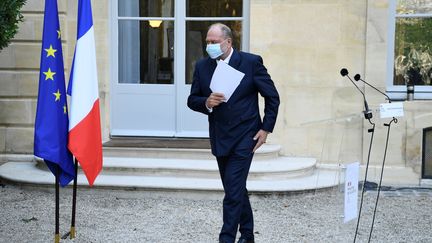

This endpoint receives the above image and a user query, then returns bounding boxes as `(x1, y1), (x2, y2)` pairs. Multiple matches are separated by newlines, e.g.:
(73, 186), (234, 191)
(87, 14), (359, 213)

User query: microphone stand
(368, 117), (397, 242)
(340, 68), (375, 243)
(354, 74), (398, 243)
(353, 119), (375, 243)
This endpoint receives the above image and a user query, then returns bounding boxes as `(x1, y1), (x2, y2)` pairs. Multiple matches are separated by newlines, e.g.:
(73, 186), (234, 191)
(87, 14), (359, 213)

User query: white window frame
(110, 0), (250, 86)
(386, 0), (432, 100)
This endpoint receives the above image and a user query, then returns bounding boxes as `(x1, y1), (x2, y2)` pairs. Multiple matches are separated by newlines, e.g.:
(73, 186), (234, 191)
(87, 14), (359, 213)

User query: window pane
(118, 0), (174, 17)
(394, 18), (432, 86)
(397, 0), (432, 14)
(118, 20), (174, 84)
(186, 0), (242, 17)
(185, 21), (242, 84)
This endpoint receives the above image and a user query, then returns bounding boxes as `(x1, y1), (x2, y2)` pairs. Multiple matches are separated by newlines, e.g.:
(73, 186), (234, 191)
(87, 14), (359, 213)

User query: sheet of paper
(380, 102), (404, 118)
(344, 162), (360, 223)
(210, 61), (245, 102)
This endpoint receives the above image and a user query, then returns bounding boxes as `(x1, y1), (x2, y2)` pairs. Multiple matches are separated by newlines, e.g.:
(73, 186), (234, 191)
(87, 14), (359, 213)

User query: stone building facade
(1, 0), (431, 185)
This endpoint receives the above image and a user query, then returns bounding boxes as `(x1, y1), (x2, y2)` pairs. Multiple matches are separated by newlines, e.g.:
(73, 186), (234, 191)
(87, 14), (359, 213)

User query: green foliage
(394, 18), (432, 85)
(396, 18), (432, 52)
(0, 0), (26, 51)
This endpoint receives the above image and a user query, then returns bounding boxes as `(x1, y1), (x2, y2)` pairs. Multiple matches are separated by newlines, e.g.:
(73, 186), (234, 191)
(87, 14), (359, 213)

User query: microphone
(340, 68), (373, 119)
(354, 74), (392, 103)
(340, 68), (349, 77)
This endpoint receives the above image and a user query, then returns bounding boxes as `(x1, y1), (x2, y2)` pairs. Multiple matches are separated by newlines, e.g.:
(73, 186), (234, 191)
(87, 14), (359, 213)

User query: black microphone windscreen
(354, 74), (361, 81)
(340, 68), (348, 77)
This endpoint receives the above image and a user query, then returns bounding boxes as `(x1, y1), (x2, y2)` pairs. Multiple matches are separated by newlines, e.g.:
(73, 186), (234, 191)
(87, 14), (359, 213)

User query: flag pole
(55, 163), (60, 243)
(70, 158), (78, 239)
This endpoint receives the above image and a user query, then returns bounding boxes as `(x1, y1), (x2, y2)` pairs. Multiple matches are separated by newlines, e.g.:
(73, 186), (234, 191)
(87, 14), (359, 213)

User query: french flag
(68, 0), (102, 186)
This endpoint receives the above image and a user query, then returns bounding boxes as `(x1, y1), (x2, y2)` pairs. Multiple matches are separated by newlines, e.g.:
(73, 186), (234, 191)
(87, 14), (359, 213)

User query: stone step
(103, 137), (212, 149)
(0, 162), (340, 192)
(103, 144), (282, 161)
(68, 156), (316, 179)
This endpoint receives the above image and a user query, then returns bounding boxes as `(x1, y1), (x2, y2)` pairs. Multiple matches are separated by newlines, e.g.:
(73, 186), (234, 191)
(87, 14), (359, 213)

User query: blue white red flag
(67, 0), (103, 186)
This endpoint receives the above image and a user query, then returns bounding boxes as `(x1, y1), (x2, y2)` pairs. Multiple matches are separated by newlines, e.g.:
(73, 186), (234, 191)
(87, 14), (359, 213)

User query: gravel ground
(1, 180), (431, 243)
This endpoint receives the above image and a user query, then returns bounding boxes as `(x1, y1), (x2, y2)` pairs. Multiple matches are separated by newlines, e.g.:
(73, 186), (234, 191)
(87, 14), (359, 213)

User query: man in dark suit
(187, 23), (280, 243)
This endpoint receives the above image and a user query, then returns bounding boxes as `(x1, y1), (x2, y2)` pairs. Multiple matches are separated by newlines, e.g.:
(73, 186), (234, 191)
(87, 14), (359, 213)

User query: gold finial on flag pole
(70, 226), (76, 239)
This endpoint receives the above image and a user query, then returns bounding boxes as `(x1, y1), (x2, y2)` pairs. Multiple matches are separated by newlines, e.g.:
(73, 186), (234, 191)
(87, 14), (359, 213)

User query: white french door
(110, 0), (249, 137)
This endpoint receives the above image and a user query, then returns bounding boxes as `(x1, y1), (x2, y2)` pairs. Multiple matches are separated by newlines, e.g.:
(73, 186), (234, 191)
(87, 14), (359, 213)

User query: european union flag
(34, 0), (75, 186)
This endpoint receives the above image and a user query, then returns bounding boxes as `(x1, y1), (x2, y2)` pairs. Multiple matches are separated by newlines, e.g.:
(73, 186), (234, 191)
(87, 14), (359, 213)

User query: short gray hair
(209, 23), (233, 40)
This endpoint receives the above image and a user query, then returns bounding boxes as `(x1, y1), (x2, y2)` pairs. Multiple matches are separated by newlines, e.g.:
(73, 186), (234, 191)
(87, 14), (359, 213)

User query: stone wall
(250, 0), (366, 162)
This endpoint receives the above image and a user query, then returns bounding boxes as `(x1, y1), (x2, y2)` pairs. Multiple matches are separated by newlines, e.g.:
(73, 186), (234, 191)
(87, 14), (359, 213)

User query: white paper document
(379, 102), (404, 118)
(344, 162), (359, 223)
(210, 61), (245, 102)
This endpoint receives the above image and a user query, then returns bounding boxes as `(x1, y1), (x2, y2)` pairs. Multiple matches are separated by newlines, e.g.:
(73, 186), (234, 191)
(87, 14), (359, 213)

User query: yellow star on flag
(53, 89), (61, 101)
(63, 104), (67, 114)
(45, 45), (57, 58)
(43, 68), (56, 81)
(57, 30), (61, 39)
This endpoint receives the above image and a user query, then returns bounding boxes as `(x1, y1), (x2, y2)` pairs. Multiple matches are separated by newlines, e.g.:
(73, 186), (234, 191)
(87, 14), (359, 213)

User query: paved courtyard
(1, 179), (431, 243)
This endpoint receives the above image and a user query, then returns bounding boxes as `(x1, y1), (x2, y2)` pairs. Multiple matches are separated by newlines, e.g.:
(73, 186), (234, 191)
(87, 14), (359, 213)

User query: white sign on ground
(344, 162), (360, 223)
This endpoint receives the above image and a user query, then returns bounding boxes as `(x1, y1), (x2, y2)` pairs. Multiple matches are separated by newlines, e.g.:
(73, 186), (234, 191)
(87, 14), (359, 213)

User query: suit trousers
(216, 138), (255, 243)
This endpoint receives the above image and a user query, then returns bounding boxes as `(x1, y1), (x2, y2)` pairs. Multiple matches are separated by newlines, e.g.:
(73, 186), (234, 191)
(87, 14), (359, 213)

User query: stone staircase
(0, 138), (340, 192)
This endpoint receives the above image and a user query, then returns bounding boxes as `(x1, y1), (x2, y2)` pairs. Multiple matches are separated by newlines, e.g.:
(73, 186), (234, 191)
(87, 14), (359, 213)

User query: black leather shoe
(237, 239), (254, 243)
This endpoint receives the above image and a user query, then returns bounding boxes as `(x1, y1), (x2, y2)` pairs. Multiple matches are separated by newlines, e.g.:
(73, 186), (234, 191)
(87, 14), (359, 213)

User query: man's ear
(228, 38), (233, 45)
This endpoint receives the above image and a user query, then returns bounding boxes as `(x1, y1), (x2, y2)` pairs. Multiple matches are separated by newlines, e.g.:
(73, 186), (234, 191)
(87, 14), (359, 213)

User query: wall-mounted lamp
(149, 20), (163, 28)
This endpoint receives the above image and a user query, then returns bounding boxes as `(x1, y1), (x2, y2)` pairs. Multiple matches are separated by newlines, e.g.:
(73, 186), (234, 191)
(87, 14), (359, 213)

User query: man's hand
(253, 129), (269, 152)
(206, 93), (225, 108)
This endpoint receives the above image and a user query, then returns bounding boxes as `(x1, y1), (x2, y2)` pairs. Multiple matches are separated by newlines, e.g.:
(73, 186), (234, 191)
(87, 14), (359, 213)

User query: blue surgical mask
(206, 42), (225, 59)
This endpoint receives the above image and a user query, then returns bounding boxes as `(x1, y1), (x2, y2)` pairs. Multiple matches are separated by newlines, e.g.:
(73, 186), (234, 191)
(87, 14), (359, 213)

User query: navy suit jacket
(187, 49), (280, 157)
